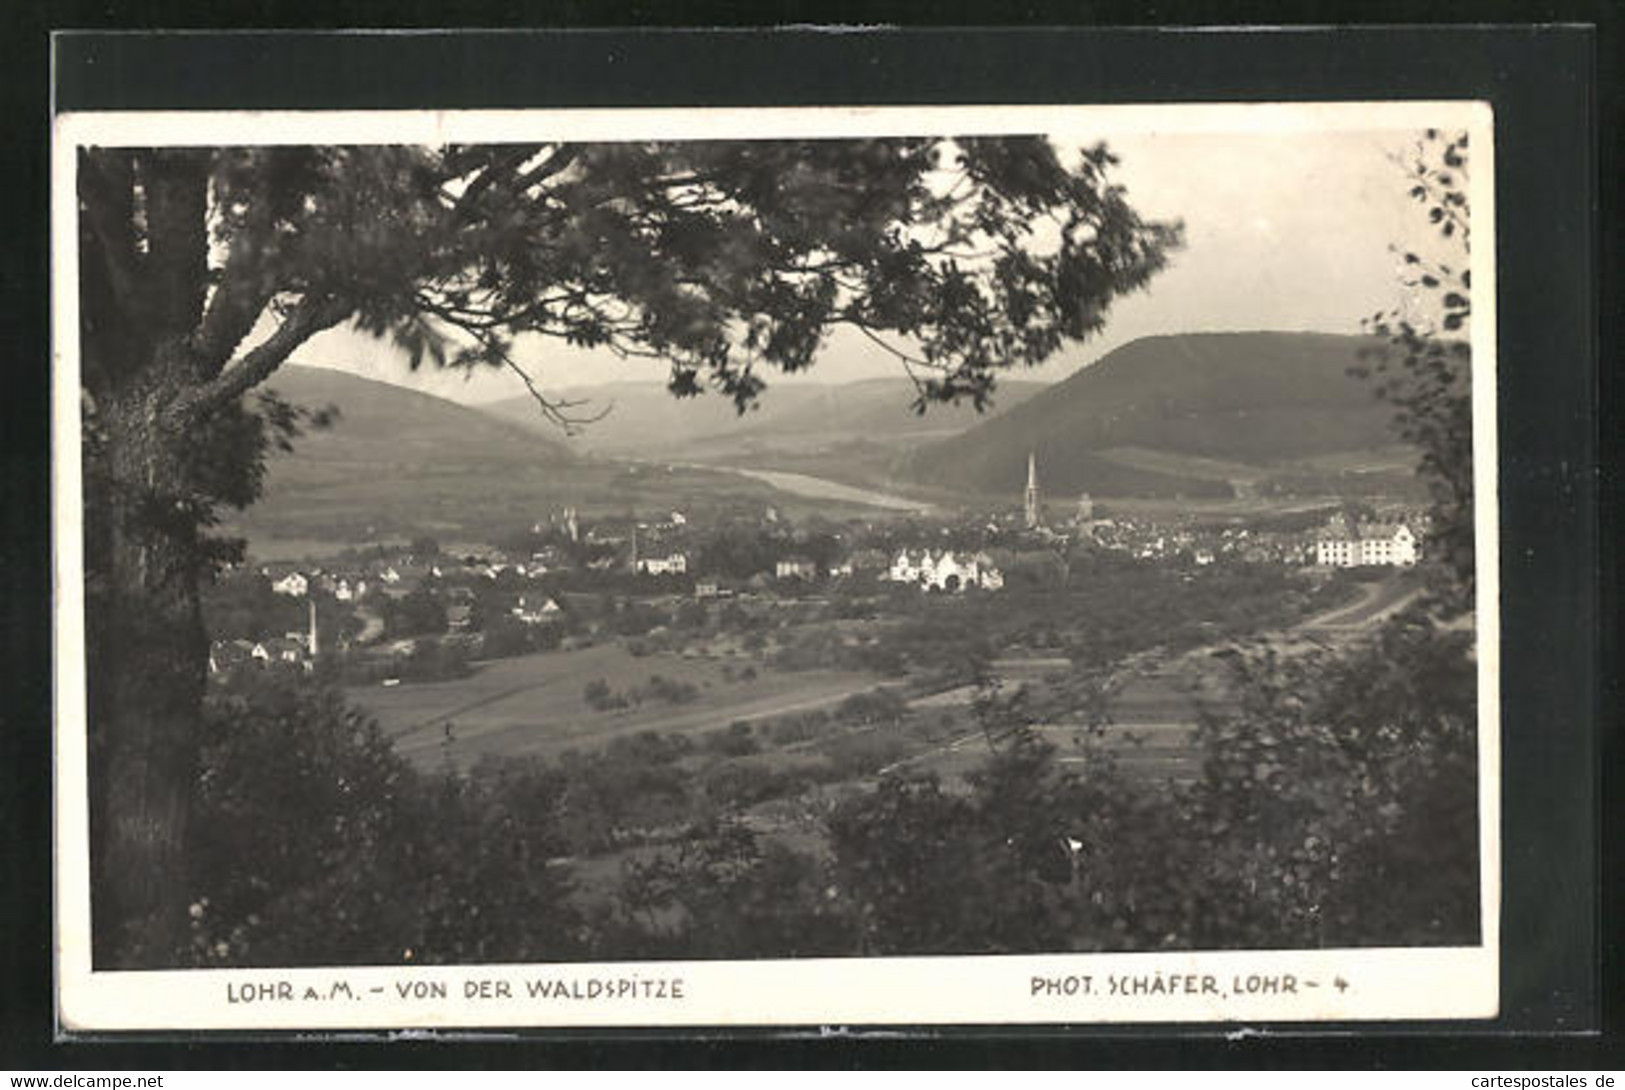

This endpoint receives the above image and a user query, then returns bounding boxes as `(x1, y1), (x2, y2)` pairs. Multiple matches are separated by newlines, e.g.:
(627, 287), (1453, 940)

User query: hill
(481, 377), (1047, 457)
(225, 366), (903, 555)
(900, 332), (1414, 498)
(259, 365), (574, 481)
(227, 365), (577, 551)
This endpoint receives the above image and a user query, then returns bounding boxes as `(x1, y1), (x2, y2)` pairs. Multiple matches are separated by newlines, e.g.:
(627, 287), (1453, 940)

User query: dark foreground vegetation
(184, 585), (1477, 968)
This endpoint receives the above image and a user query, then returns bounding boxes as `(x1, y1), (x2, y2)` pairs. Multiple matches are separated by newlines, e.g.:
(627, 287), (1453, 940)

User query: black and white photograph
(52, 101), (1498, 1029)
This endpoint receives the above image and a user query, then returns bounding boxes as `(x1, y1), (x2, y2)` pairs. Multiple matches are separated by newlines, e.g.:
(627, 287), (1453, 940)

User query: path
(387, 669), (895, 763)
(1298, 574), (1422, 632)
(352, 605), (385, 645)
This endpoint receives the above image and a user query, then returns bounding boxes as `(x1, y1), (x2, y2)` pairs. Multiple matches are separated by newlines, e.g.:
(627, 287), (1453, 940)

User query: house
(512, 596), (563, 625)
(636, 552), (688, 576)
(270, 572), (308, 597)
(208, 638), (257, 674)
(887, 548), (1004, 592)
(253, 636), (307, 666)
(334, 577), (367, 602)
(1314, 517), (1418, 568)
(776, 556), (818, 580)
(694, 580), (721, 599)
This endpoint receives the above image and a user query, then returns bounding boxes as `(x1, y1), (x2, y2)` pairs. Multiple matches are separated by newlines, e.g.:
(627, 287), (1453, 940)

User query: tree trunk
(86, 356), (209, 969)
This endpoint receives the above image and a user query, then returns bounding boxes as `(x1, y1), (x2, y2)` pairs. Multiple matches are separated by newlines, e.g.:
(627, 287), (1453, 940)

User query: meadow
(347, 641), (884, 769)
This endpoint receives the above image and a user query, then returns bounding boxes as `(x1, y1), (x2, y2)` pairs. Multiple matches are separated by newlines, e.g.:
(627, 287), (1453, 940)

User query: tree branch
(168, 295), (351, 424)
(192, 277), (277, 376)
(491, 344), (613, 436)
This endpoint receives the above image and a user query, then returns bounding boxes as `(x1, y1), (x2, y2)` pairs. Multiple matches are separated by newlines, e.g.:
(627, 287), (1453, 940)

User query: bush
(606, 821), (853, 960)
(583, 678), (627, 712)
(835, 688), (908, 726)
(187, 672), (581, 967)
(640, 674), (699, 706)
(397, 639), (471, 682)
(480, 615), (532, 659)
(701, 721), (759, 758)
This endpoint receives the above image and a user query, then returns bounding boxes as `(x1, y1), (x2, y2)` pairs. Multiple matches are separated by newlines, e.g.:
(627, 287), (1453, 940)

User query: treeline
(182, 604), (1476, 967)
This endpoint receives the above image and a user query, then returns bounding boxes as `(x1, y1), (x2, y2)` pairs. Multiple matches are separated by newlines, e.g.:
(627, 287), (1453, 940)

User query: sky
(285, 127), (1436, 405)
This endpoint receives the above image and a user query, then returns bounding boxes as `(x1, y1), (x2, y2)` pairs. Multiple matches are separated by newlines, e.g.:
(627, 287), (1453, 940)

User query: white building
(270, 572), (308, 597)
(776, 557), (818, 580)
(512, 596), (563, 625)
(636, 552), (688, 576)
(887, 548), (1005, 592)
(334, 577), (367, 602)
(1315, 519), (1418, 568)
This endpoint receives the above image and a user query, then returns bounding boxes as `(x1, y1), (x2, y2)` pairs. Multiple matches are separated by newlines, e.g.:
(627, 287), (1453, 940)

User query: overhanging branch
(167, 294), (351, 424)
(494, 350), (613, 436)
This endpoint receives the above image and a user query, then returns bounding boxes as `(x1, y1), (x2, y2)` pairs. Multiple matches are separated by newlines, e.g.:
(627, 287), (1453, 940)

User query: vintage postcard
(53, 100), (1498, 1030)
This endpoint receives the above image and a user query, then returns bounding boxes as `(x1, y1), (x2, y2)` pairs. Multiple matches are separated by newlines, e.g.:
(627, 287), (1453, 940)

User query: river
(697, 465), (937, 513)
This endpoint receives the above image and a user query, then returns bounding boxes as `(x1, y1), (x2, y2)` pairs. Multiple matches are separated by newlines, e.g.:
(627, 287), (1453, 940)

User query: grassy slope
(258, 365), (574, 484)
(233, 366), (883, 547)
(349, 642), (879, 769)
(900, 332), (1408, 497)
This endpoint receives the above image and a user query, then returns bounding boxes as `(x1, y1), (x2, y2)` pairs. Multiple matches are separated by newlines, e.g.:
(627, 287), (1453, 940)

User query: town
(206, 451), (1427, 718)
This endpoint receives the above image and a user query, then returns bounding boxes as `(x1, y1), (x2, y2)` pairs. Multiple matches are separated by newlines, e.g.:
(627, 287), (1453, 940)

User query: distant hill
(900, 332), (1412, 498)
(730, 377), (1048, 443)
(229, 366), (899, 553)
(258, 365), (573, 485)
(481, 377), (1048, 457)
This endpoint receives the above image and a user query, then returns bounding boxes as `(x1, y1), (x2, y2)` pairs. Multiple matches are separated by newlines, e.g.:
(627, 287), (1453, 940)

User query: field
(347, 642), (884, 768)
(891, 655), (1222, 787)
(888, 569), (1419, 789)
(227, 458), (888, 560)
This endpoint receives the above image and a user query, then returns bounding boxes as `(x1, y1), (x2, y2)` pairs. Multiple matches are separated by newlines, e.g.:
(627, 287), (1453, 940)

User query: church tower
(307, 597), (319, 659)
(1024, 451), (1041, 529)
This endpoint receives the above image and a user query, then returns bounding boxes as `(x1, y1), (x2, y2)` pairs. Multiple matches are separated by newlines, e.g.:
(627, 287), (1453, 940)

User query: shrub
(701, 721), (759, 758)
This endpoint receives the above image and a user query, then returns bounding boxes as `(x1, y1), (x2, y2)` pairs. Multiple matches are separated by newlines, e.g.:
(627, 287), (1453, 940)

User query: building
(636, 552), (688, 576)
(208, 638), (257, 674)
(333, 577), (367, 602)
(1024, 451), (1042, 529)
(252, 636), (307, 667)
(270, 571), (308, 597)
(512, 595), (563, 625)
(887, 548), (1005, 592)
(776, 556), (818, 580)
(1314, 517), (1419, 567)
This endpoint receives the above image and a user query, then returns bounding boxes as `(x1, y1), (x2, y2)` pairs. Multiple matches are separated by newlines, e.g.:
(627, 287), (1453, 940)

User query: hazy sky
(287, 128), (1435, 405)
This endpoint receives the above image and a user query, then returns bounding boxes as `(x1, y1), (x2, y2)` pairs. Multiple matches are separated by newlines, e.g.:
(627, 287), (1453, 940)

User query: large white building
(1315, 518), (1418, 568)
(635, 552), (688, 576)
(270, 571), (308, 597)
(888, 548), (1005, 592)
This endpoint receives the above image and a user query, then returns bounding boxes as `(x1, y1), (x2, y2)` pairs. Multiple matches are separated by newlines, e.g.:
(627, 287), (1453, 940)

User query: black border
(5, 13), (1616, 1070)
